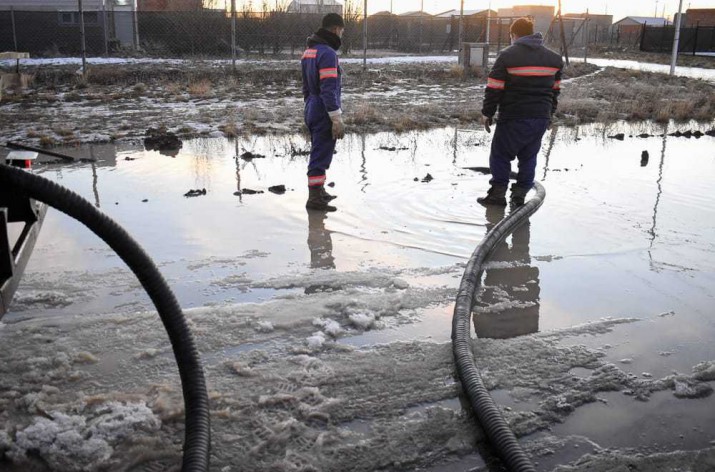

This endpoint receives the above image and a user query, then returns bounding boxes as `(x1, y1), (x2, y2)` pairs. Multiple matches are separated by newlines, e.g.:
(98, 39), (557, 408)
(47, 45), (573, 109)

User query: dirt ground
(0, 59), (713, 148)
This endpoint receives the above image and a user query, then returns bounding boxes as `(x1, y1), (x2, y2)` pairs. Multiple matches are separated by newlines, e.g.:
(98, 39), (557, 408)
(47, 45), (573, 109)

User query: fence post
(362, 0), (367, 70)
(102, 0), (109, 56)
(692, 23), (699, 56)
(79, 0), (88, 77)
(132, 0), (140, 50)
(10, 7), (19, 72)
(458, 0), (464, 54)
(231, 0), (237, 71)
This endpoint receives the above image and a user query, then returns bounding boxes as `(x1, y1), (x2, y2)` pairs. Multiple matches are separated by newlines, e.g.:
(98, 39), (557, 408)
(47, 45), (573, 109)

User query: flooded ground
(1, 122), (714, 471)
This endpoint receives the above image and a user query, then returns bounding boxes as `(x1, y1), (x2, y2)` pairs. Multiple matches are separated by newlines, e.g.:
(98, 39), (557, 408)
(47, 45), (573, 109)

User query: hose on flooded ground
(452, 178), (546, 472)
(0, 165), (210, 472)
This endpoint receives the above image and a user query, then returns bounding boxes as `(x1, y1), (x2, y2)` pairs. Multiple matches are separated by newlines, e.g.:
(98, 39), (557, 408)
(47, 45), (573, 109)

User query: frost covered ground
(1, 120), (714, 469)
(2, 54), (712, 148)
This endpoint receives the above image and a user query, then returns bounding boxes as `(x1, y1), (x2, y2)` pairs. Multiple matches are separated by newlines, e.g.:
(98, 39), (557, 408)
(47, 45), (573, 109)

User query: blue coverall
(301, 43), (342, 187)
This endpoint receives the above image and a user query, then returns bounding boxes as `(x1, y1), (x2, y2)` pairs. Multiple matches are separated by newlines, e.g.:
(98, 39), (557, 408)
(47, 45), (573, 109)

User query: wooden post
(231, 0), (237, 71)
(79, 0), (88, 77)
(10, 7), (19, 73)
(363, 0), (367, 70)
(458, 0), (464, 53)
(558, 0), (569, 66)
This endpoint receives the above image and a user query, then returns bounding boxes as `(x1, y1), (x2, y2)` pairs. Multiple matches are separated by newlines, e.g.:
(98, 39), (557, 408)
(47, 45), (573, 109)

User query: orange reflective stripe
(507, 66), (560, 76)
(319, 67), (339, 79)
(552, 80), (562, 90)
(308, 175), (326, 186)
(302, 48), (318, 59)
(487, 78), (505, 89)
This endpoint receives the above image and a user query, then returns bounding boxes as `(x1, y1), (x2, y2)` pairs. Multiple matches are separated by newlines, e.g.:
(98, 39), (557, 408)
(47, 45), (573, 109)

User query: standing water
(1, 122), (714, 471)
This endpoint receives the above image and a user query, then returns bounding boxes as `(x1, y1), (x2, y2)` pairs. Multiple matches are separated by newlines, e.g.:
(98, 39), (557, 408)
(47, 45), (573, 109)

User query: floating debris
(184, 188), (207, 198)
(268, 185), (286, 195)
(237, 188), (263, 195)
(240, 151), (266, 160)
(641, 150), (649, 167)
(143, 126), (182, 156)
(421, 173), (434, 183)
(608, 133), (625, 140)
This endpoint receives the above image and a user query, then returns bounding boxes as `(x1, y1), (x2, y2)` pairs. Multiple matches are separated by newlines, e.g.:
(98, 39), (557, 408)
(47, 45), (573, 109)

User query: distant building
(684, 8), (715, 27)
(398, 11), (433, 18)
(561, 13), (613, 45)
(138, 0), (203, 11)
(614, 16), (671, 37)
(498, 5), (555, 37)
(287, 0), (342, 15)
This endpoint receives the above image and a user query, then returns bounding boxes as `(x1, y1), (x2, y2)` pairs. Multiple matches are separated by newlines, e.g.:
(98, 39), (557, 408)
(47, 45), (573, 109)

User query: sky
(362, 1), (714, 20)
(231, 1), (714, 21)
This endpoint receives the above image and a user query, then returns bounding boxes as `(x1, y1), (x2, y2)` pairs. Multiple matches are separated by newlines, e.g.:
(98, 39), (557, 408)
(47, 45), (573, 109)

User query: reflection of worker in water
(302, 13), (345, 213)
(307, 210), (335, 270)
(473, 206), (540, 339)
(478, 17), (563, 207)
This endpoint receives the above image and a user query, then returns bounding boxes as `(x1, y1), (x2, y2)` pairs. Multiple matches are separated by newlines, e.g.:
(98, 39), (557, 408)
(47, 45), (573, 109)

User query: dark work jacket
(482, 33), (564, 120)
(301, 29), (342, 117)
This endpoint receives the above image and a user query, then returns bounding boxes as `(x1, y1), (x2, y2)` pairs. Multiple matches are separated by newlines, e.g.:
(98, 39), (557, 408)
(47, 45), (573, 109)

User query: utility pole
(363, 0), (367, 70)
(558, 0), (570, 66)
(231, 0), (237, 72)
(670, 0), (684, 75)
(78, 0), (87, 77)
(654, 0), (659, 19)
(458, 0), (464, 53)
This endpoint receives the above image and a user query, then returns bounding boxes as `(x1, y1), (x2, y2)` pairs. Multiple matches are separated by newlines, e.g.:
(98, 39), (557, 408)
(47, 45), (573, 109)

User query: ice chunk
(86, 402), (161, 441)
(9, 413), (112, 471)
(256, 321), (275, 333)
(673, 379), (713, 399)
(313, 318), (343, 337)
(306, 332), (327, 350)
(348, 312), (376, 330)
(693, 361), (715, 381)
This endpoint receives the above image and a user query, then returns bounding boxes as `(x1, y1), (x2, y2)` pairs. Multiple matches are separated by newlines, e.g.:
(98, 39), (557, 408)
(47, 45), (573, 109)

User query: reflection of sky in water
(13, 124), (715, 338)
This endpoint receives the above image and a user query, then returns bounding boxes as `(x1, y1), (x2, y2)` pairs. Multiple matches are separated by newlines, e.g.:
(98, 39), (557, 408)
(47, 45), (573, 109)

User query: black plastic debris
(706, 129), (715, 137)
(184, 188), (207, 198)
(608, 133), (625, 140)
(240, 151), (266, 160)
(268, 185), (286, 195)
(144, 126), (182, 156)
(327, 182), (335, 188)
(378, 146), (409, 151)
(421, 173), (434, 183)
(637, 133), (652, 138)
(238, 188), (263, 195)
(641, 150), (649, 167)
(142, 199), (148, 202)
(413, 177), (419, 182)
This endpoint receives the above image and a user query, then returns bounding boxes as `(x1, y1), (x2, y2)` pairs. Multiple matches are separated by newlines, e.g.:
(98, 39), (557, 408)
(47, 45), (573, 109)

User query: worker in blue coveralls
(301, 13), (346, 212)
(478, 17), (563, 207)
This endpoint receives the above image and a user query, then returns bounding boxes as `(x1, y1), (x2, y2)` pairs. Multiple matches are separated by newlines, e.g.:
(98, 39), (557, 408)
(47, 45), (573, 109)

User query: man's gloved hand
(330, 115), (345, 140)
(483, 115), (493, 133)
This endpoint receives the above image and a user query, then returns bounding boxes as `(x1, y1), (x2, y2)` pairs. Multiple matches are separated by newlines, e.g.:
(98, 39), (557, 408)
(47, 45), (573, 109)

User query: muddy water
(2, 122), (715, 471)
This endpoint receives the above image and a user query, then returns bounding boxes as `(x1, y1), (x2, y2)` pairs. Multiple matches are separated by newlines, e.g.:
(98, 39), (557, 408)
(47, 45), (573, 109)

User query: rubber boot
(306, 186), (337, 212)
(477, 185), (508, 206)
(510, 185), (530, 207)
(321, 187), (337, 202)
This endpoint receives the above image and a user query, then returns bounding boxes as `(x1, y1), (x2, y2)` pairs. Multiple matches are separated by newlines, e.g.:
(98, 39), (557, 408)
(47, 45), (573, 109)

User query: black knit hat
(322, 13), (345, 29)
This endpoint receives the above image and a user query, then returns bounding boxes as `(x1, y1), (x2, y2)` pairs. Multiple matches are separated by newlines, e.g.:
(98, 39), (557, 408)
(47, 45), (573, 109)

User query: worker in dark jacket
(301, 13), (345, 212)
(478, 17), (563, 207)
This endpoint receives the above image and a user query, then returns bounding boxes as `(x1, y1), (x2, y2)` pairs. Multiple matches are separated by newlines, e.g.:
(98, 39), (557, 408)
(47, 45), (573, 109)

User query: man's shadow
(473, 206), (540, 339)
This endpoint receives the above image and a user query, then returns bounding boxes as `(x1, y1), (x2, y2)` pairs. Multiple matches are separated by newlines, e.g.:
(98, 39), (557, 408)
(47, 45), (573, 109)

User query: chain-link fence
(3, 5), (710, 64)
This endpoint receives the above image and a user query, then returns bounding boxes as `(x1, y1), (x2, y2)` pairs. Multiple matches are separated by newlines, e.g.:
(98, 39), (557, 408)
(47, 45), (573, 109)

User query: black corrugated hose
(452, 181), (546, 472)
(0, 164), (210, 471)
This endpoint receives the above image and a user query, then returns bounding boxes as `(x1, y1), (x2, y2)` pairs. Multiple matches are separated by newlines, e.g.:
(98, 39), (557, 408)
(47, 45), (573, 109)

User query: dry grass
(39, 136), (56, 147)
(558, 67), (715, 125)
(188, 79), (212, 97)
(219, 121), (240, 137)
